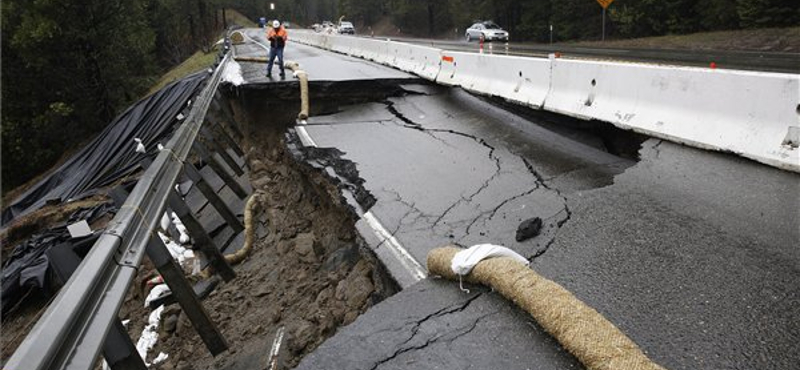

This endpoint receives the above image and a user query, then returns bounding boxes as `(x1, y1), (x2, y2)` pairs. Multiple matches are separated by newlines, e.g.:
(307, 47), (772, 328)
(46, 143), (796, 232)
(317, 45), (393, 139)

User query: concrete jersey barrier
(388, 42), (442, 81)
(544, 59), (800, 171)
(290, 30), (800, 173)
(438, 51), (551, 108)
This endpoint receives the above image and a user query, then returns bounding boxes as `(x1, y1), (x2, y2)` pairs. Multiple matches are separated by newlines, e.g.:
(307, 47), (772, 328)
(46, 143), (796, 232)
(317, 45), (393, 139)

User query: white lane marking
(243, 30), (270, 52)
(364, 211), (427, 282)
(295, 121), (318, 147)
(286, 61), (426, 284)
(296, 121), (425, 282)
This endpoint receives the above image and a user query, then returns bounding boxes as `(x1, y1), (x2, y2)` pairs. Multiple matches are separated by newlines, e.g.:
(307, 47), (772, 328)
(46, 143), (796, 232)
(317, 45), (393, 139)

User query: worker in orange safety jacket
(266, 20), (288, 78)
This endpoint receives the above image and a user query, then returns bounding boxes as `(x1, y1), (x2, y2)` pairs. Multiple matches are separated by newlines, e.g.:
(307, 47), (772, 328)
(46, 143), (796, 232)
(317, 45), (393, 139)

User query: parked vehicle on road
(465, 21), (509, 42)
(338, 21), (355, 35)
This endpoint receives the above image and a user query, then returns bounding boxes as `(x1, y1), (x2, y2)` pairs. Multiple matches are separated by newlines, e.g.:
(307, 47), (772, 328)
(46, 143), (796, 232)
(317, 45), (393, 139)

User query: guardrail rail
(6, 39), (236, 370)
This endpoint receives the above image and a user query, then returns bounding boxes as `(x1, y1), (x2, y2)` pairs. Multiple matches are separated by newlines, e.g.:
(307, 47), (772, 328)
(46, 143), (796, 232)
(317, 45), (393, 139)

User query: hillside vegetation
(1, 3), (253, 195)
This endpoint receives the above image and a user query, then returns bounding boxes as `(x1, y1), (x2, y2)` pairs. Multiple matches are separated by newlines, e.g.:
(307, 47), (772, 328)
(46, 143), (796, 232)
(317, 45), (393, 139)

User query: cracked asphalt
(305, 88), (628, 268)
(232, 31), (800, 370)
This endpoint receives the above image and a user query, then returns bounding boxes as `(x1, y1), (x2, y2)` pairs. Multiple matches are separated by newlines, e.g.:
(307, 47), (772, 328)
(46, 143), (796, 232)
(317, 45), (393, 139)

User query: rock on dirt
(112, 99), (397, 370)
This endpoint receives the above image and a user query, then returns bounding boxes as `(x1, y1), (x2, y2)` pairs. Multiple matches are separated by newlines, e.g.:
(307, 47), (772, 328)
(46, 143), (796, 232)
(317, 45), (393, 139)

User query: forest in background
(2, 0), (798, 194)
(1, 0), (230, 194)
(254, 0), (798, 40)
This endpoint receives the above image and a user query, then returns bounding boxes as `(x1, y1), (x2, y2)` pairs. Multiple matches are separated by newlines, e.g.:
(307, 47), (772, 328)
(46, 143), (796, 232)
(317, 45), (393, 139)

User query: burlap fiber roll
(224, 191), (263, 265)
(427, 246), (667, 370)
(231, 31), (245, 45)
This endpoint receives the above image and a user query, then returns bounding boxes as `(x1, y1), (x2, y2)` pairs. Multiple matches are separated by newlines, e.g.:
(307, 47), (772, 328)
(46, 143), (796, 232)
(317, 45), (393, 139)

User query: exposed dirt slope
(123, 101), (396, 370)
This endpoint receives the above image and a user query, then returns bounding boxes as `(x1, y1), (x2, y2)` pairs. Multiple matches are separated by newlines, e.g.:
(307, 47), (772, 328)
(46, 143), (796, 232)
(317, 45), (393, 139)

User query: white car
(338, 21), (355, 35)
(465, 21), (509, 42)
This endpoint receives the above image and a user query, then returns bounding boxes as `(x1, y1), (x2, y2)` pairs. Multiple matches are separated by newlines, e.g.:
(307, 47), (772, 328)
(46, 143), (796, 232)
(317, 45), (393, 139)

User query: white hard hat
(273, 20), (280, 28)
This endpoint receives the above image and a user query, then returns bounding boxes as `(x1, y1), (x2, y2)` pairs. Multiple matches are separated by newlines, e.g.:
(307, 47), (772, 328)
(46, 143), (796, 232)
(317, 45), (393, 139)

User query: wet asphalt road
(231, 30), (800, 370)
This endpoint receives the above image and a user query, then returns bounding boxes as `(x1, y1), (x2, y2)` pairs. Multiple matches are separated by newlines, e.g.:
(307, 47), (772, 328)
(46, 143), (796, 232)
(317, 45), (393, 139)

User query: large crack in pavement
(384, 100), (504, 231)
(372, 188), (430, 251)
(383, 97), (573, 260)
(367, 292), (486, 370)
(297, 88), (578, 263)
(462, 186), (540, 242)
(522, 158), (573, 260)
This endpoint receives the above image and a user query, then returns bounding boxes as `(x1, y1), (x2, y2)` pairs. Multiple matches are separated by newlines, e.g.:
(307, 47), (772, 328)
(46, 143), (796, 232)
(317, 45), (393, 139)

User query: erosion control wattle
(230, 31), (245, 45)
(200, 191), (263, 278)
(223, 191), (263, 265)
(284, 61), (309, 120)
(427, 246), (668, 370)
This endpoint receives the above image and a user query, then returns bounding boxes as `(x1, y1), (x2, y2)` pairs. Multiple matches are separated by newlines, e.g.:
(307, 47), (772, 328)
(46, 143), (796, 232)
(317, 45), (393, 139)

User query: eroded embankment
(133, 82), (410, 370)
(2, 76), (649, 369)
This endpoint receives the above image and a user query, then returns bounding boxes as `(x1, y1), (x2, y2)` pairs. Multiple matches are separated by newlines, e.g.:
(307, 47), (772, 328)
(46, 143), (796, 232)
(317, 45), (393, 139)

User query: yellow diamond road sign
(597, 0), (614, 9)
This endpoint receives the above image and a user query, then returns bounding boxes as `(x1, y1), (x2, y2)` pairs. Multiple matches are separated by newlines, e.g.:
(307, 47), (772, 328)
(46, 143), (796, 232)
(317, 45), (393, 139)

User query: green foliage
(1, 0), (221, 194)
(610, 0), (668, 38)
(694, 0), (740, 31)
(737, 0), (800, 28)
(387, 0), (452, 37)
(339, 0), (385, 25)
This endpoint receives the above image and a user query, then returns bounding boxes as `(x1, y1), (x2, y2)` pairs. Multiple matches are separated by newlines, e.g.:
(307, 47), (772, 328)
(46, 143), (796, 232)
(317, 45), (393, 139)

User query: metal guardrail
(5, 52), (231, 370)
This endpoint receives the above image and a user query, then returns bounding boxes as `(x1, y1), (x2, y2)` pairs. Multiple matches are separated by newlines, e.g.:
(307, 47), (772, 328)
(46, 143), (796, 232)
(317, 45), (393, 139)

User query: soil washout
(119, 92), (398, 369)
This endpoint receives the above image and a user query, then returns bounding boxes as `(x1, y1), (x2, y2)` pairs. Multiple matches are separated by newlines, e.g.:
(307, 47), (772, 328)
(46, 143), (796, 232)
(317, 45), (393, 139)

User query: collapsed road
(3, 27), (798, 370)
(228, 28), (800, 370)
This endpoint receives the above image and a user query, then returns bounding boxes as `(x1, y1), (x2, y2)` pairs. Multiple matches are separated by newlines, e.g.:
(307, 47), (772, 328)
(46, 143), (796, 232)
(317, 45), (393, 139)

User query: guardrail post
(209, 110), (244, 144)
(211, 93), (244, 138)
(212, 120), (246, 157)
(183, 162), (245, 234)
(167, 190), (236, 281)
(209, 108), (245, 142)
(146, 234), (229, 356)
(164, 210), (182, 240)
(193, 141), (248, 199)
(47, 236), (148, 370)
(104, 320), (148, 370)
(200, 125), (244, 176)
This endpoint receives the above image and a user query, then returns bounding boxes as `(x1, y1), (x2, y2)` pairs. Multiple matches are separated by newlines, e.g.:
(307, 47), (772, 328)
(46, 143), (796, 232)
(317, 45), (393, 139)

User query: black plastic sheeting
(1, 72), (208, 225)
(1, 202), (116, 317)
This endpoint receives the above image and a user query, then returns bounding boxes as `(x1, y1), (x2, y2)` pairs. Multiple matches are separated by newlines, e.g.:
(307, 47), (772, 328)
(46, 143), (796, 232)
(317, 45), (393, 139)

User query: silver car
(465, 21), (509, 42)
(338, 21), (355, 35)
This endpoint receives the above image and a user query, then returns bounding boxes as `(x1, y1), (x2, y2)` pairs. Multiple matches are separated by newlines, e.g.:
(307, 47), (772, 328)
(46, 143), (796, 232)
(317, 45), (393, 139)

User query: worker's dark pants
(267, 46), (285, 76)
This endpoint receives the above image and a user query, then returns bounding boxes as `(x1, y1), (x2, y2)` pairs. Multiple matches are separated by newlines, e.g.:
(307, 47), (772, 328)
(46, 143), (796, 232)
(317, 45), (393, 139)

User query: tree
(390, 0), (451, 37)
(550, 0), (603, 40)
(737, 0), (800, 28)
(516, 0), (552, 42)
(340, 0), (385, 26)
(2, 0), (157, 192)
(695, 0), (740, 31)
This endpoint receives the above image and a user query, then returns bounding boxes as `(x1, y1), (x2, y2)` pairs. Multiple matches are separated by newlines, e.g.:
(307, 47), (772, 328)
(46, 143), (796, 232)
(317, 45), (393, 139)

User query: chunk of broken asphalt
(516, 217), (543, 242)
